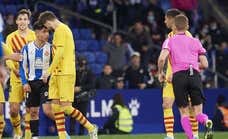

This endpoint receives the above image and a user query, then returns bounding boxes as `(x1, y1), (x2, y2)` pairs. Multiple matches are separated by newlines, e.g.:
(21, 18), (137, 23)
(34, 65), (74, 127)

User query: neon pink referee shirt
(162, 33), (206, 74)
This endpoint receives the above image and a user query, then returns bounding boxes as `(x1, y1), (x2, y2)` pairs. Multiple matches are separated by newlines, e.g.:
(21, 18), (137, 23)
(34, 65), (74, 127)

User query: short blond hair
(174, 14), (189, 31)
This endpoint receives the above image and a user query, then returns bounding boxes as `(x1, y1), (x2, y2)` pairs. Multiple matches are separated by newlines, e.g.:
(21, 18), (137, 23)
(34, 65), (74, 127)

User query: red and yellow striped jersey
(6, 29), (36, 82)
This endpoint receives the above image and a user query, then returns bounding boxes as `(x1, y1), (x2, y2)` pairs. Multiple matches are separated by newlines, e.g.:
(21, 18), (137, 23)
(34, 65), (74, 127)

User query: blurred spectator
(145, 10), (165, 46)
(2, 13), (17, 40)
(147, 0), (165, 25)
(96, 64), (116, 89)
(216, 41), (228, 87)
(115, 77), (125, 89)
(124, 52), (149, 89)
(99, 93), (133, 134)
(103, 32), (133, 76)
(213, 95), (228, 131)
(128, 21), (153, 52)
(208, 18), (224, 45)
(128, 21), (157, 66)
(146, 62), (160, 88)
(70, 56), (96, 135)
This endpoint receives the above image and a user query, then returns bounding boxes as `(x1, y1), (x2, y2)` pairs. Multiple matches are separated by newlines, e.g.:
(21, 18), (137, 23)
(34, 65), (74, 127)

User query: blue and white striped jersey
(19, 41), (52, 85)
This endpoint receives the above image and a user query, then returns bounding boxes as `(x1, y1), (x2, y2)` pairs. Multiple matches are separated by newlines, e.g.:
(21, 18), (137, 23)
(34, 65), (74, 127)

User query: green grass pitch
(3, 132), (228, 139)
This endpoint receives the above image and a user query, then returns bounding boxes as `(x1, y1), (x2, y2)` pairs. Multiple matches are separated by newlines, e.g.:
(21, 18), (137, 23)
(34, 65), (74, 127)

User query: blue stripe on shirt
(19, 45), (28, 85)
(34, 47), (43, 80)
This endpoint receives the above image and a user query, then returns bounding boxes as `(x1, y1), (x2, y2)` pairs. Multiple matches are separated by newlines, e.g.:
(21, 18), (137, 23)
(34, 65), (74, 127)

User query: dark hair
(113, 32), (123, 39)
(38, 11), (57, 25)
(112, 93), (125, 107)
(33, 21), (46, 30)
(16, 9), (31, 19)
(174, 14), (189, 31)
(166, 8), (182, 18)
(78, 56), (87, 66)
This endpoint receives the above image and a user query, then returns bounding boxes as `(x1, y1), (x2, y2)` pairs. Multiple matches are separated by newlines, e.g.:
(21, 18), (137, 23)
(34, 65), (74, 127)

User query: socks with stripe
(190, 115), (198, 137)
(52, 103), (66, 139)
(0, 115), (5, 138)
(30, 120), (39, 137)
(163, 108), (174, 137)
(181, 116), (193, 139)
(24, 113), (32, 139)
(10, 114), (22, 136)
(63, 105), (94, 132)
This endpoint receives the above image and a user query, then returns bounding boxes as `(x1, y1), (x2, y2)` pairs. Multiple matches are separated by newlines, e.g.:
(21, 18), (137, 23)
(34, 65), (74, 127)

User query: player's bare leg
(42, 103), (55, 120)
(163, 97), (175, 139)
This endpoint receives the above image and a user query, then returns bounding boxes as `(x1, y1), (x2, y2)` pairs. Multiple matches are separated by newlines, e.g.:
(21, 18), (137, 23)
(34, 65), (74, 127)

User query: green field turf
(3, 132), (228, 139)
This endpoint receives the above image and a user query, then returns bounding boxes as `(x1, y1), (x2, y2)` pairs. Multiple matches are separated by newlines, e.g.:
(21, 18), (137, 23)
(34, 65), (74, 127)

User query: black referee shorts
(172, 70), (205, 108)
(26, 80), (50, 107)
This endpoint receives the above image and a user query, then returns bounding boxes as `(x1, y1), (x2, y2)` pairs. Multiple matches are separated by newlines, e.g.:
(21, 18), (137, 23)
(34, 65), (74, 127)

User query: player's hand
(13, 69), (20, 77)
(42, 73), (49, 83)
(4, 53), (22, 61)
(167, 74), (173, 83)
(158, 72), (166, 83)
(74, 86), (81, 93)
(23, 83), (31, 93)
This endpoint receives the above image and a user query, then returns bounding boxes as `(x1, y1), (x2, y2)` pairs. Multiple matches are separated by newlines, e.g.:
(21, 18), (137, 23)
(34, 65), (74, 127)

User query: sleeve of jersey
(19, 46), (28, 85)
(1, 42), (13, 56)
(195, 39), (206, 55)
(162, 38), (170, 51)
(5, 37), (16, 71)
(47, 28), (65, 74)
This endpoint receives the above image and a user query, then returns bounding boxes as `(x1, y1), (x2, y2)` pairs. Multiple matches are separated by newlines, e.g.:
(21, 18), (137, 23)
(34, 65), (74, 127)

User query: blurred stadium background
(0, 0), (228, 138)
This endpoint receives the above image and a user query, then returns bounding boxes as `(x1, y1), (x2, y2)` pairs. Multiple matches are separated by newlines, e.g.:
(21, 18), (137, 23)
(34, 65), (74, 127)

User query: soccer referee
(158, 15), (213, 139)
